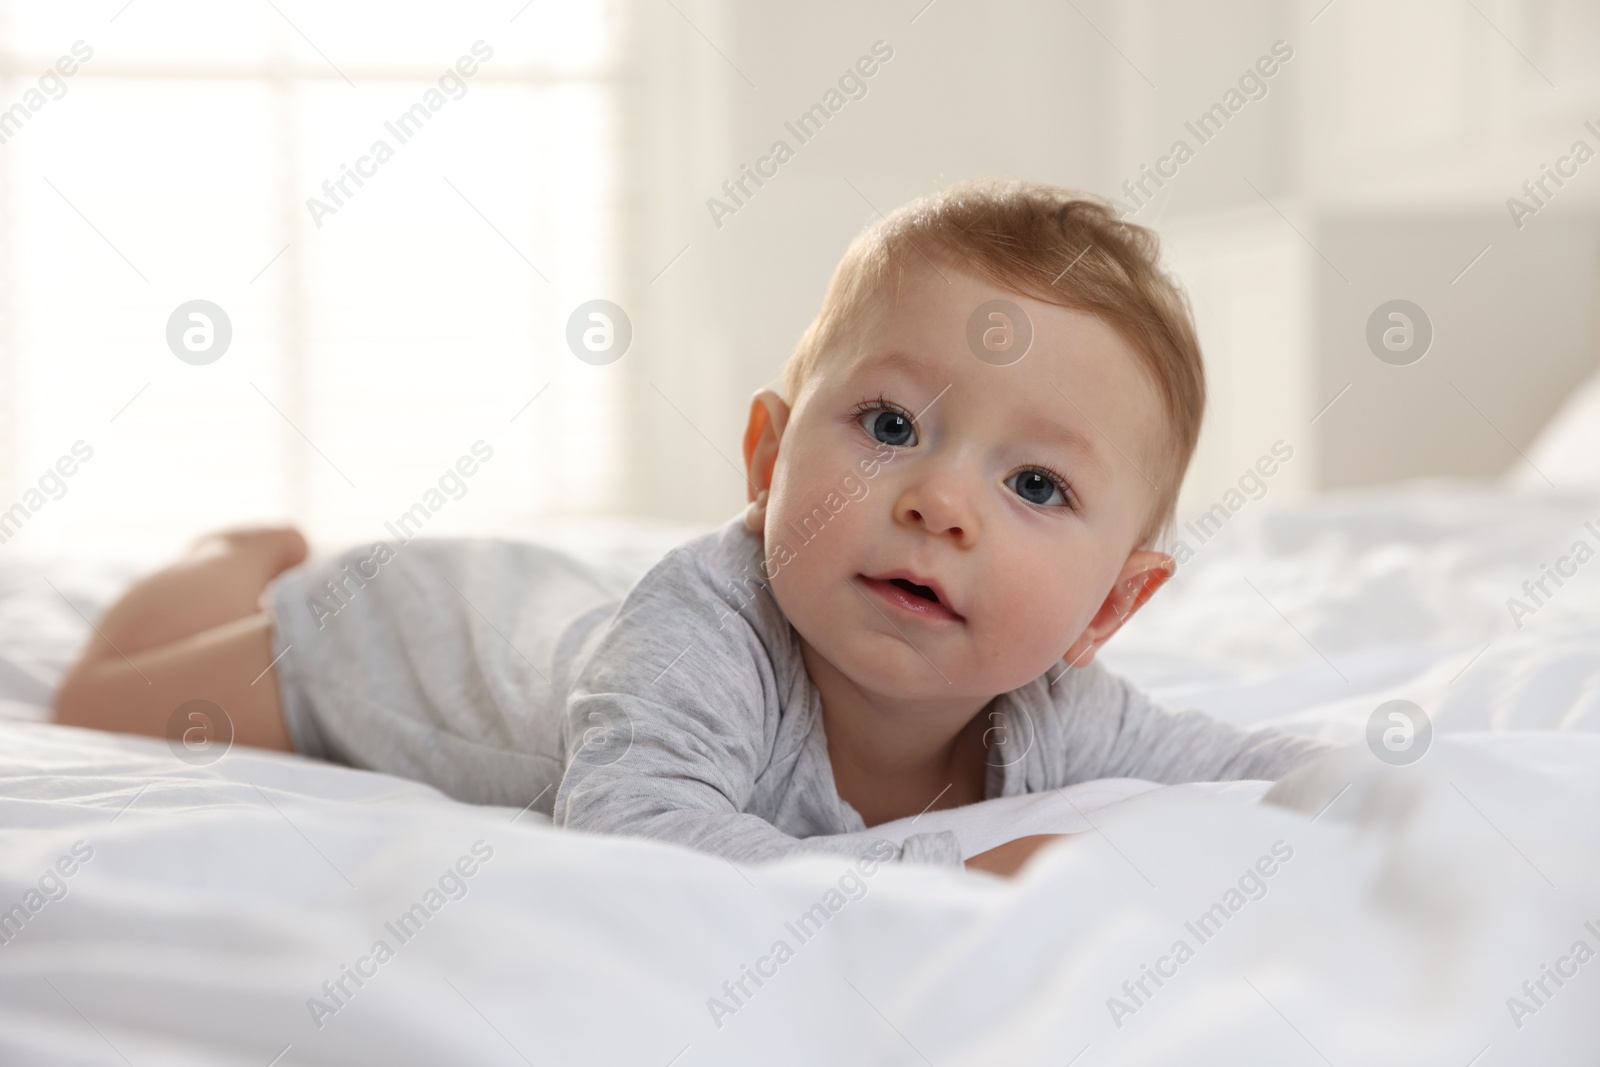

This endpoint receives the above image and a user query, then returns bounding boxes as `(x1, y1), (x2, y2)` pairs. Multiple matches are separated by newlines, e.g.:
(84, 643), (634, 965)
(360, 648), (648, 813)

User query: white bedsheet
(2, 489), (1599, 1064)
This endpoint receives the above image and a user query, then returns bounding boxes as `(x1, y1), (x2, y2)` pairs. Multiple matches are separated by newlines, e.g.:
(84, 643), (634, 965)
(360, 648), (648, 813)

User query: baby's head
(742, 178), (1204, 705)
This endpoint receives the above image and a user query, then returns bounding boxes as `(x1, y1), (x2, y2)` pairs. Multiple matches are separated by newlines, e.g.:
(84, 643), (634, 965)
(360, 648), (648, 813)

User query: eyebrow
(848, 349), (951, 420)
(855, 348), (939, 379)
(1019, 404), (1110, 481)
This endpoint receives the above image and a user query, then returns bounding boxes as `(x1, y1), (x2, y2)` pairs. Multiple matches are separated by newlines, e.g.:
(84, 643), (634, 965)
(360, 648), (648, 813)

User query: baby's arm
(557, 687), (961, 865)
(559, 692), (916, 865)
(964, 834), (1065, 876)
(1043, 661), (1333, 786)
(969, 669), (1330, 876)
(552, 543), (962, 866)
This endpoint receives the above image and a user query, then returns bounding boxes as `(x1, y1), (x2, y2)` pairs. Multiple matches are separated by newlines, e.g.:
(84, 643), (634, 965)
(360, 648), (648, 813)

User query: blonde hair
(781, 178), (1204, 549)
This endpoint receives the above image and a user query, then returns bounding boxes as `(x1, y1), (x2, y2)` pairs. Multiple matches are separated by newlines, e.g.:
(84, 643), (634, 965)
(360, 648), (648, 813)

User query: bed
(3, 408), (1600, 1063)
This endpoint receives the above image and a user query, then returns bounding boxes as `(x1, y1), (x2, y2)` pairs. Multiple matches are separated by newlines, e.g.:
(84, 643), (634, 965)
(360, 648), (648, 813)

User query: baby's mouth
(889, 578), (939, 602)
(857, 573), (964, 623)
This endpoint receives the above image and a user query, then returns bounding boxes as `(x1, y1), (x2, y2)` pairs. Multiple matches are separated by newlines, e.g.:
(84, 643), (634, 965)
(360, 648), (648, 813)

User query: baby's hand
(964, 833), (1067, 877)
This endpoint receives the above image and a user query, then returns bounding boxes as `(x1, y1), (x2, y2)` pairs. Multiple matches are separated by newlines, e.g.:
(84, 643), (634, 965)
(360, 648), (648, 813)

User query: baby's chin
(800, 630), (1060, 705)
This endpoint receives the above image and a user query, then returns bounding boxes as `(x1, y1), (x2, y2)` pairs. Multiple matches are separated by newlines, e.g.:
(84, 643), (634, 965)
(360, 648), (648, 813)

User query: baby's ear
(1058, 550), (1175, 668)
(742, 389), (790, 533)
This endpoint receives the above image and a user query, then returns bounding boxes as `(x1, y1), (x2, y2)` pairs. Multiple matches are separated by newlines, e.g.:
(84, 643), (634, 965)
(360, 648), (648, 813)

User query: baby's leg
(52, 527), (308, 752)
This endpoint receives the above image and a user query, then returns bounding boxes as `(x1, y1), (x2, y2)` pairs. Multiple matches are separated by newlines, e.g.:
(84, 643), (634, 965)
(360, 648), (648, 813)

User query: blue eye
(1008, 468), (1068, 507)
(861, 407), (916, 447)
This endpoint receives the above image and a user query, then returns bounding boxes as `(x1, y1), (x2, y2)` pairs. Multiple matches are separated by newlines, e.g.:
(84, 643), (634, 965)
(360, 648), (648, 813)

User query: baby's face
(755, 262), (1167, 704)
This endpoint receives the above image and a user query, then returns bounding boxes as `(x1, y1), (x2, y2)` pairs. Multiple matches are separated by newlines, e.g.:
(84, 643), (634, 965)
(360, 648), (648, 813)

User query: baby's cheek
(766, 535), (832, 627)
(986, 575), (1089, 664)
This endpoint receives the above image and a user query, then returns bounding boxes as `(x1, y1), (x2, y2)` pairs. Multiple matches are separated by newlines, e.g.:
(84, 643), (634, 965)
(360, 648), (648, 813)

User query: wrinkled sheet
(1, 489), (1598, 1064)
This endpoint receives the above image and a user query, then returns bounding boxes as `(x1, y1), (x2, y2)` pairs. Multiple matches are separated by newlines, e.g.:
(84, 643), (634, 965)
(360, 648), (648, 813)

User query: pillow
(1516, 369), (1600, 488)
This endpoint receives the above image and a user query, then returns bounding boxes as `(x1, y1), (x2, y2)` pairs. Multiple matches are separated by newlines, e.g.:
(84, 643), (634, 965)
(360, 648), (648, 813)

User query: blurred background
(0, 0), (1596, 556)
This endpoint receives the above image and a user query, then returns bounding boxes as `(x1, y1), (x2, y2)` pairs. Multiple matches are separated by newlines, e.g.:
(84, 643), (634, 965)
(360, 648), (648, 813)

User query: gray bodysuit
(268, 518), (1328, 866)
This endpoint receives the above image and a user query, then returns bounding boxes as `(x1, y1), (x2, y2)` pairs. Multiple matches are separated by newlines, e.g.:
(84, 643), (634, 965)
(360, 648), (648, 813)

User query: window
(0, 0), (622, 556)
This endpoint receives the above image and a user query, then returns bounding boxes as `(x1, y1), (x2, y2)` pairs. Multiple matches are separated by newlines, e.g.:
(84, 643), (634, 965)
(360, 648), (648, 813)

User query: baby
(53, 179), (1327, 875)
